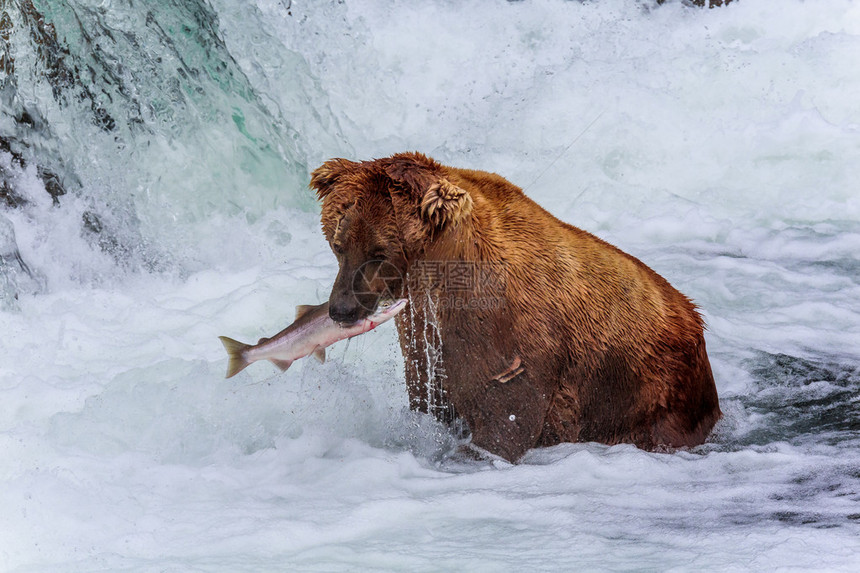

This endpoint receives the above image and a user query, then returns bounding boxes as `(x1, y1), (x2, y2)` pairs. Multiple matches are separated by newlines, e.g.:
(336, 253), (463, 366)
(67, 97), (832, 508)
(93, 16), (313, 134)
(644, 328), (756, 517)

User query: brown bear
(311, 152), (721, 462)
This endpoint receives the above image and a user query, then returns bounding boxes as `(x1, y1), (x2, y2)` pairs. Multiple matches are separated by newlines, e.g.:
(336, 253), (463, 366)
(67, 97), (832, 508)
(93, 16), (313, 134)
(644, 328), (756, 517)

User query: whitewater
(1, 0), (859, 570)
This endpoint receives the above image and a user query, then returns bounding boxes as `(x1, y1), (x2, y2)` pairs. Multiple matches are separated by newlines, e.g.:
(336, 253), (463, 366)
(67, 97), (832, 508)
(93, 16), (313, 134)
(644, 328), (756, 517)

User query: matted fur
(420, 180), (473, 227)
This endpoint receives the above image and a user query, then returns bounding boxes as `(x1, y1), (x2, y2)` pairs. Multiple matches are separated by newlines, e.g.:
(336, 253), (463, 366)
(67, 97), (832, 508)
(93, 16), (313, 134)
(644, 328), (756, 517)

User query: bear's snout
(329, 297), (364, 325)
(329, 260), (372, 324)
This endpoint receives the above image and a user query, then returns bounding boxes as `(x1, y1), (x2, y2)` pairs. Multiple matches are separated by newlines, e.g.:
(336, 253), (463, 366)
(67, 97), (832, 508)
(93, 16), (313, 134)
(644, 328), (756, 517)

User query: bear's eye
(332, 243), (345, 255)
(369, 249), (386, 261)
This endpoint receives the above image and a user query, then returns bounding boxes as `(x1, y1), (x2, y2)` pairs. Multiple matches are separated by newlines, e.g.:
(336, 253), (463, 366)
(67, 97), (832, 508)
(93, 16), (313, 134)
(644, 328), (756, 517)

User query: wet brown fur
(311, 152), (721, 462)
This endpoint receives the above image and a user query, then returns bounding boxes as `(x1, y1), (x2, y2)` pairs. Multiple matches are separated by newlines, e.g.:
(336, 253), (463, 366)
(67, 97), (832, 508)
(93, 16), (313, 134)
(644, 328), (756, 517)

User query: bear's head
(310, 152), (473, 324)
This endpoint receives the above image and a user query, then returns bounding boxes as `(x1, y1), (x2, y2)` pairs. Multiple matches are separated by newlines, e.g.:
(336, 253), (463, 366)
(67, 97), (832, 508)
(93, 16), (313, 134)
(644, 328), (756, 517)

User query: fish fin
(219, 336), (252, 379)
(257, 336), (270, 345)
(270, 358), (293, 372)
(312, 347), (326, 363)
(295, 304), (316, 320)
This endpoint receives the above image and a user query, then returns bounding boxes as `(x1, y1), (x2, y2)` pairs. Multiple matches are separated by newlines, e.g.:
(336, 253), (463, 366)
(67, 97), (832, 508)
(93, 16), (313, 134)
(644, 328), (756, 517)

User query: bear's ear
(385, 154), (473, 229)
(310, 158), (358, 200)
(420, 179), (473, 228)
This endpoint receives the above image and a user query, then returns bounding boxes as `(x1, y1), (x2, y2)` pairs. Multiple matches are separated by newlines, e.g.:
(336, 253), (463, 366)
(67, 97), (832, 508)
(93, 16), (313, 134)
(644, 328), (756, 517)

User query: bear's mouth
(336, 298), (407, 329)
(329, 302), (374, 326)
(334, 298), (403, 328)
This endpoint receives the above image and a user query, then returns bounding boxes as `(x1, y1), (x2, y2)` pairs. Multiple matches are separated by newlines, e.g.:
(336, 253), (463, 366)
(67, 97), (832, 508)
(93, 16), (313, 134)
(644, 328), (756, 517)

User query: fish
(218, 298), (408, 378)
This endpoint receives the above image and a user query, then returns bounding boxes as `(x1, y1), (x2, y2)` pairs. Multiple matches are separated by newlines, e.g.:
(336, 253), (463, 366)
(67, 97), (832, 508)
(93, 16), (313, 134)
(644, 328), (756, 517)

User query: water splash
(0, 0), (325, 297)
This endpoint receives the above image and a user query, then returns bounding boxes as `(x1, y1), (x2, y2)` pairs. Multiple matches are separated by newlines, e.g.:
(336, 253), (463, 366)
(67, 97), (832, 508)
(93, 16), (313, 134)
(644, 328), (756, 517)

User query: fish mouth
(369, 298), (407, 319)
(335, 299), (406, 328)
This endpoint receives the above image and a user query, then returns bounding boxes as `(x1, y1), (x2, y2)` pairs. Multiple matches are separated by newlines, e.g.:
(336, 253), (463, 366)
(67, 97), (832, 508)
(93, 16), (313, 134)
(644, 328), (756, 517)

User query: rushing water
(1, 0), (859, 570)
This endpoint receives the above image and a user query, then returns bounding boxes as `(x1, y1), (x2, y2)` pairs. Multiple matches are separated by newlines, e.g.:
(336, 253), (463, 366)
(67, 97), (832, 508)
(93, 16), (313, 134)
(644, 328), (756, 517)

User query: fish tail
(219, 336), (252, 378)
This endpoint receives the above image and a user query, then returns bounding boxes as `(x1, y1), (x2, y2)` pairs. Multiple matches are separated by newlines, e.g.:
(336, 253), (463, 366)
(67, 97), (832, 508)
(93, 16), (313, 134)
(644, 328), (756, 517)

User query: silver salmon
(219, 298), (407, 378)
